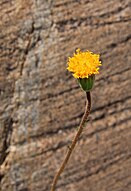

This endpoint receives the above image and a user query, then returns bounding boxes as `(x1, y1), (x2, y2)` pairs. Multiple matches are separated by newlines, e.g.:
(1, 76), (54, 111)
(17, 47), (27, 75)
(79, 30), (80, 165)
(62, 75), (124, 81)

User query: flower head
(67, 48), (101, 79)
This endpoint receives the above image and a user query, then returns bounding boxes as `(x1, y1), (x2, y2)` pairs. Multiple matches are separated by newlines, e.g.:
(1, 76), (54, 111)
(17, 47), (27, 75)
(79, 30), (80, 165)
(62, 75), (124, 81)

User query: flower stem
(50, 91), (91, 191)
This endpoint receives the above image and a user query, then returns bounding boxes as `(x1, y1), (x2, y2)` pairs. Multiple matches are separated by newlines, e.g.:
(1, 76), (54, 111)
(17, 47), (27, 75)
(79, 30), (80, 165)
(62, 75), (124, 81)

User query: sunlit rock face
(0, 1), (130, 191)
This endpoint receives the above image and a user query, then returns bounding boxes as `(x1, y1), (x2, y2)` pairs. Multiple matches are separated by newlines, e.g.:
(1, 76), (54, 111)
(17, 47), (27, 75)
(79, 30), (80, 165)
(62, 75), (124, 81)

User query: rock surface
(0, 0), (131, 191)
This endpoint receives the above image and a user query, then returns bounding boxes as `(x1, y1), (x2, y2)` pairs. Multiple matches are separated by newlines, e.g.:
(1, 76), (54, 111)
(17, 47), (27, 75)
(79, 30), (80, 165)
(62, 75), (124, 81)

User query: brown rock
(0, 0), (131, 191)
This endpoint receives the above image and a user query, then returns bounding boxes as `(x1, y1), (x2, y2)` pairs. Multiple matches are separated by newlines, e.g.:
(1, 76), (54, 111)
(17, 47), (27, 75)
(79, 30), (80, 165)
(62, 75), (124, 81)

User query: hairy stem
(50, 91), (91, 191)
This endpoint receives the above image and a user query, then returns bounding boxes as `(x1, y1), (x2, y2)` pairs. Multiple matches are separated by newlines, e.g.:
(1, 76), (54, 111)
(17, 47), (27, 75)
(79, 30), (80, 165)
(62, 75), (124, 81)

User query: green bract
(78, 75), (95, 92)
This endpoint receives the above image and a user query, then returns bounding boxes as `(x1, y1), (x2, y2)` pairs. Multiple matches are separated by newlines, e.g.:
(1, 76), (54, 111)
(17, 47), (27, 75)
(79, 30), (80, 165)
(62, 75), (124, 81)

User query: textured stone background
(0, 0), (131, 191)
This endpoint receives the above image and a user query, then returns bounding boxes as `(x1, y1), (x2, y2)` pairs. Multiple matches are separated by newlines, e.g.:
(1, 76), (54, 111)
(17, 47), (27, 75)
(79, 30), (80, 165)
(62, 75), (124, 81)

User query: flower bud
(78, 75), (95, 92)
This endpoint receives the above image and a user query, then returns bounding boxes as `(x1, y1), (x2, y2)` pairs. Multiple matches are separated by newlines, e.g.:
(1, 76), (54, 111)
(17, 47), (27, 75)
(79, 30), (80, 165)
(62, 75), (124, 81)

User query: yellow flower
(67, 49), (101, 79)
